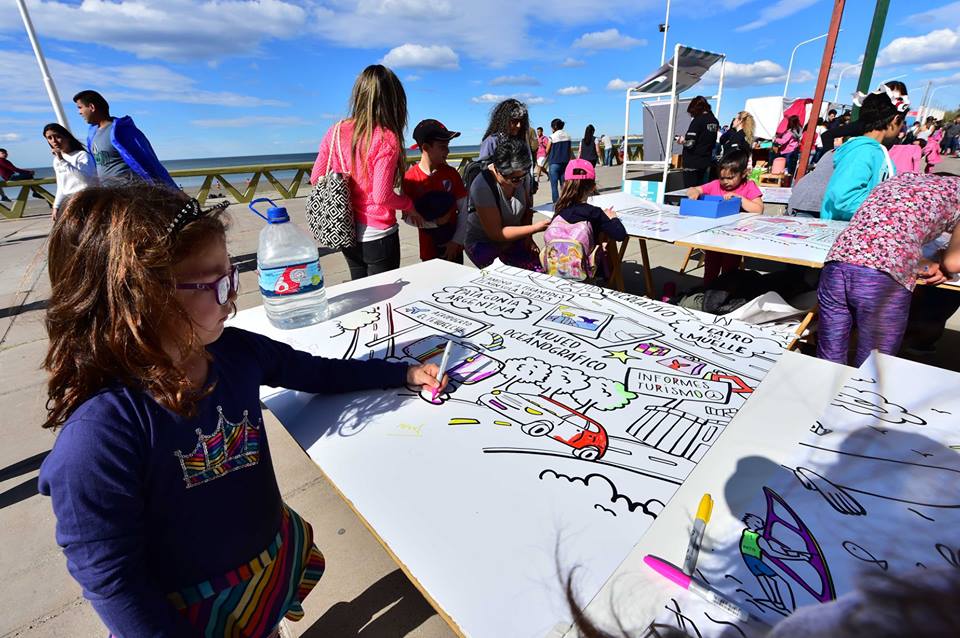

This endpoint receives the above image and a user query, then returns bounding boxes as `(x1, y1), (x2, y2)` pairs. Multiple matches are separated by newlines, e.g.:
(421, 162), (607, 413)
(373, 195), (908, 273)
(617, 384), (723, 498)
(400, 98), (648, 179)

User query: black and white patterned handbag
(306, 120), (356, 249)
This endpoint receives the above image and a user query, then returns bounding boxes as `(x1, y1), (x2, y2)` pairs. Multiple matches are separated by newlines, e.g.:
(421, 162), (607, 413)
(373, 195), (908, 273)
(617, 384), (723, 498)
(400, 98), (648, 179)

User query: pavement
(1, 160), (958, 637)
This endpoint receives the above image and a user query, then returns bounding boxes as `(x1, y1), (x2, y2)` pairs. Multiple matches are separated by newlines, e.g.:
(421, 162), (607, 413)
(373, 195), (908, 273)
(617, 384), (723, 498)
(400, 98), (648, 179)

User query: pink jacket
(311, 119), (413, 229)
(775, 129), (801, 155)
(889, 144), (922, 173)
(923, 130), (943, 166)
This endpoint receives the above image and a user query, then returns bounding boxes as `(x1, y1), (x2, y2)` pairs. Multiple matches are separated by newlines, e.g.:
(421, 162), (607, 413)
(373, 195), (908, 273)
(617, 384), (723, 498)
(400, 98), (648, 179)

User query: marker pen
(682, 493), (714, 575)
(644, 555), (765, 625)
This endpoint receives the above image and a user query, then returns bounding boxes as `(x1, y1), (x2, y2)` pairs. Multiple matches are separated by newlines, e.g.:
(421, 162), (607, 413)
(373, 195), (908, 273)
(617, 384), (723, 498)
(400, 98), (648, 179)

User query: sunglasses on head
(176, 265), (239, 305)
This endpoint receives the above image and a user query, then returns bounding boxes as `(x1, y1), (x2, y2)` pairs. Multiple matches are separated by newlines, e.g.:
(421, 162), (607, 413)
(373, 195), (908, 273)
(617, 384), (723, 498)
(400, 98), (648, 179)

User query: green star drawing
(604, 350), (636, 363)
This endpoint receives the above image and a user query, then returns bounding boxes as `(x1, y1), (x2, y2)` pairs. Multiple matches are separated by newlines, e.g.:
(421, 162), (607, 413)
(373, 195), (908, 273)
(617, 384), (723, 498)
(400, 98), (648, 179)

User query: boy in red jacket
(402, 119), (469, 263)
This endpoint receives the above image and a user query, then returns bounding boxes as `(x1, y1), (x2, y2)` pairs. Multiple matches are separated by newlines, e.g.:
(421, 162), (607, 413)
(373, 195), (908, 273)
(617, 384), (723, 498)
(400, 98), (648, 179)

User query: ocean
(28, 145), (485, 189)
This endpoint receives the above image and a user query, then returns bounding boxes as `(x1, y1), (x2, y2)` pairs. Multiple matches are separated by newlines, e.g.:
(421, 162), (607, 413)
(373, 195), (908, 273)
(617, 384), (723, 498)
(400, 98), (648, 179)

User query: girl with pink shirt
(775, 115), (803, 175)
(686, 150), (764, 285)
(311, 65), (415, 280)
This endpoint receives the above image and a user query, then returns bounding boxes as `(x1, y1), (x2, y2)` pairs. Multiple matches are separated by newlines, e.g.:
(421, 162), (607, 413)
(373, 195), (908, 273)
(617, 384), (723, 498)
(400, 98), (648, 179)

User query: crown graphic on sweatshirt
(174, 406), (261, 488)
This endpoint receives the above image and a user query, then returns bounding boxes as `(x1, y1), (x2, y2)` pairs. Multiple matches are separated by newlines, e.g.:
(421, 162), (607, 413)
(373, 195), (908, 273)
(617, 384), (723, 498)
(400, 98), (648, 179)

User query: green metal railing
(0, 152), (478, 220)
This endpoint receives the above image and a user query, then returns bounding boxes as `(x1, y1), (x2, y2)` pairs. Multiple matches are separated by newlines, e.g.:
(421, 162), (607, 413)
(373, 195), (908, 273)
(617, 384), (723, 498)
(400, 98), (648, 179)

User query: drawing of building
(626, 405), (726, 462)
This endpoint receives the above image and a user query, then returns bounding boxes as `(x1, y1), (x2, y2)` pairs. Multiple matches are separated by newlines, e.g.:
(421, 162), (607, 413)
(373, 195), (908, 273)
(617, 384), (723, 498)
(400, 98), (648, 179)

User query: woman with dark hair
(479, 98), (531, 161)
(43, 122), (96, 220)
(464, 138), (549, 270)
(578, 124), (601, 167)
(678, 96), (719, 188)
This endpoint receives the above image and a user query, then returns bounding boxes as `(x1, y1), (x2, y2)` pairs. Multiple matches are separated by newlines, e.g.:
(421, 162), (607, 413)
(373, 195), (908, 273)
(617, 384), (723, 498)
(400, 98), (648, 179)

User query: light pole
(15, 0), (69, 130)
(659, 0), (671, 66)
(783, 32), (835, 102)
(833, 63), (861, 103)
(922, 85), (954, 121)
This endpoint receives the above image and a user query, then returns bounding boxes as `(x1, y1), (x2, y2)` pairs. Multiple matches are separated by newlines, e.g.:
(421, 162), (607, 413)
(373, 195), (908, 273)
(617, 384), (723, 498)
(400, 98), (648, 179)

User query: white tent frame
(620, 43), (726, 204)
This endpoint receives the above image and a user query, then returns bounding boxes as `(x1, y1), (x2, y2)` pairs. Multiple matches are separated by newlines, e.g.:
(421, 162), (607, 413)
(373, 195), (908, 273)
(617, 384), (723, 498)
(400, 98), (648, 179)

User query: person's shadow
(300, 569), (436, 637)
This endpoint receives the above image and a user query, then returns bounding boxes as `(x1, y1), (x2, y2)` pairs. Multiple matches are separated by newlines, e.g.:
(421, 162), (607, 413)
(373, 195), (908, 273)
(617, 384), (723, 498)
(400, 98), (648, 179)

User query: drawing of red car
(478, 391), (608, 460)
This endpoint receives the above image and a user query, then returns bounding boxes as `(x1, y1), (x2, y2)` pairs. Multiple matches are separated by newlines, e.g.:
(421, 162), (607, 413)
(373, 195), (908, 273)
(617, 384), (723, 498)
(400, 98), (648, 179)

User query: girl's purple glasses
(176, 265), (239, 305)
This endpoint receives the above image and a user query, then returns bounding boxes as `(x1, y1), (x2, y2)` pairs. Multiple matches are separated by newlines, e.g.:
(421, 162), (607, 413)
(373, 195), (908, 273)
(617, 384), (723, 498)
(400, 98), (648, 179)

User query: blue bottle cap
(266, 205), (289, 223)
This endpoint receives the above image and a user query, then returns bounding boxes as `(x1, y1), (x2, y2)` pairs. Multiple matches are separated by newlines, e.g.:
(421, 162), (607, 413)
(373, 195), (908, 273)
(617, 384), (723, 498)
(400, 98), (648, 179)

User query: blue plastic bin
(679, 195), (741, 218)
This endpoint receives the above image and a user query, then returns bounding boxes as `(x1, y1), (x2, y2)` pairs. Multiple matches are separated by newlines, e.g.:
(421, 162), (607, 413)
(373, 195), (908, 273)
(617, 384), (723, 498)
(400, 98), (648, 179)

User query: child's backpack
(542, 216), (597, 281)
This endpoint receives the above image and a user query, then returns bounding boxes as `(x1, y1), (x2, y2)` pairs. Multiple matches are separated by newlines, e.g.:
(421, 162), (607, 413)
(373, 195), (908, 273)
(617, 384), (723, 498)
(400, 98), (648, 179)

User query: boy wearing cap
(402, 119), (469, 263)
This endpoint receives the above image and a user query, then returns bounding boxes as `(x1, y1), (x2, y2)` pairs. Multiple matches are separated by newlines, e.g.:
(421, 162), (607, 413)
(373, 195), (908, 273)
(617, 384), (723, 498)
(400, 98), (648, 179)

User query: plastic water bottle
(250, 198), (328, 329)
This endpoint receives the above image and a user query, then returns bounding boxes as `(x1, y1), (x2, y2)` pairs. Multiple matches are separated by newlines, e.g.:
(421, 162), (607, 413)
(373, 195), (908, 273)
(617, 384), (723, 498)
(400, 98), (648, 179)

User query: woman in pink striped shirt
(311, 65), (416, 279)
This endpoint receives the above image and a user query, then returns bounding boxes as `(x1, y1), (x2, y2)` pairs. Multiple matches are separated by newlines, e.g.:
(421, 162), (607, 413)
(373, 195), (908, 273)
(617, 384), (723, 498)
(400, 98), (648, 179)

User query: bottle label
(258, 260), (324, 298)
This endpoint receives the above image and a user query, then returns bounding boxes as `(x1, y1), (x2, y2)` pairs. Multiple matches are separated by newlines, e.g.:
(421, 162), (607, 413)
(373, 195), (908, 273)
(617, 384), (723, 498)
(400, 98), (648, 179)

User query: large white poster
(233, 263), (794, 637)
(641, 352), (960, 637)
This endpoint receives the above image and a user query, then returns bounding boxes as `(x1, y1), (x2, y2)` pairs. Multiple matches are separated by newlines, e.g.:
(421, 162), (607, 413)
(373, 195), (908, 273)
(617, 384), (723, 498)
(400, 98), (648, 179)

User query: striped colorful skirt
(165, 504), (325, 637)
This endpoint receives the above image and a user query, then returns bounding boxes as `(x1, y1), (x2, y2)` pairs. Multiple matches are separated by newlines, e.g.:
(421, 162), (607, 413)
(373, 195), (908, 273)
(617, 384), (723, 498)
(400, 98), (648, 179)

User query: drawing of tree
(338, 309), (380, 359)
(542, 366), (590, 400)
(571, 378), (637, 415)
(497, 357), (551, 391)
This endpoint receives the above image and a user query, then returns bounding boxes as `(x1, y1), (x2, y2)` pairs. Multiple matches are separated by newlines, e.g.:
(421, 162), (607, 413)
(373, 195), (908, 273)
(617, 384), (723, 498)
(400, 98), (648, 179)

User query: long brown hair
(348, 64), (408, 184)
(43, 184), (229, 429)
(554, 178), (597, 214)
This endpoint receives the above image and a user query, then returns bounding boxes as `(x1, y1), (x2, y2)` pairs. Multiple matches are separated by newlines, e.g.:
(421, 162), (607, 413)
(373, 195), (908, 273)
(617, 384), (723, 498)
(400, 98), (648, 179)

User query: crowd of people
(9, 62), (959, 637)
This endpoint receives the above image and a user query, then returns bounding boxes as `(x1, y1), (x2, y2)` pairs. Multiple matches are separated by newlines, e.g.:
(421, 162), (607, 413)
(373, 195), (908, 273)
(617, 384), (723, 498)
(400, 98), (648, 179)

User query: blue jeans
(549, 162), (567, 202)
(604, 148), (615, 166)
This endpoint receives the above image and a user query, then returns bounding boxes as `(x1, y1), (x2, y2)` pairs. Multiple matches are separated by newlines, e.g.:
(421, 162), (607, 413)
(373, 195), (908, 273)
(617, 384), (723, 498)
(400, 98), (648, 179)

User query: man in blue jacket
(73, 90), (176, 188)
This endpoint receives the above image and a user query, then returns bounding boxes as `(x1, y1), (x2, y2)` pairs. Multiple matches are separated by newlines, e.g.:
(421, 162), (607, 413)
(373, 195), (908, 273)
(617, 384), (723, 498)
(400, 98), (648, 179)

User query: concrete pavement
(1, 160), (958, 637)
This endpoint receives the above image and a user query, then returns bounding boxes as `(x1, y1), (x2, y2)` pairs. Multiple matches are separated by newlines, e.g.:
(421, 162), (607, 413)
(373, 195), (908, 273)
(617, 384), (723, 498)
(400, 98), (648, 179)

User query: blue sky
(2, 0), (960, 167)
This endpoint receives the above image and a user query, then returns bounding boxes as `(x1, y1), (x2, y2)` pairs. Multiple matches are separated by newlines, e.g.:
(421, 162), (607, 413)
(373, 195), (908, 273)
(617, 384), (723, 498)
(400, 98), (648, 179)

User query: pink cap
(564, 159), (596, 181)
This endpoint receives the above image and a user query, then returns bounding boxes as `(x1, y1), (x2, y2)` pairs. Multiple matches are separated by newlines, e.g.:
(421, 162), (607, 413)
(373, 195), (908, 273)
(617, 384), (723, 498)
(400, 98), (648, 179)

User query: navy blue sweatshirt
(555, 202), (628, 241)
(38, 327), (409, 637)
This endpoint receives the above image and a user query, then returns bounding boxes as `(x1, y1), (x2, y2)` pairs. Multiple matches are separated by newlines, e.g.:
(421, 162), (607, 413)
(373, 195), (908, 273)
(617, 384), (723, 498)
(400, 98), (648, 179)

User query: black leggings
(342, 232), (401, 280)
(683, 166), (711, 188)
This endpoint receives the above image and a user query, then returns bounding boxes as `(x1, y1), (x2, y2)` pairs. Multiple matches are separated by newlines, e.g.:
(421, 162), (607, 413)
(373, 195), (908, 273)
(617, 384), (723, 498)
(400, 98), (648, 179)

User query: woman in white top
(43, 123), (96, 220)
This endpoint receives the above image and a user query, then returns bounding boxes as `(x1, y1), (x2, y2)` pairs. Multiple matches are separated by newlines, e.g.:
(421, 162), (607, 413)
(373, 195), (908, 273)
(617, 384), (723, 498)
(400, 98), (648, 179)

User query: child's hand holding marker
(407, 363), (448, 395)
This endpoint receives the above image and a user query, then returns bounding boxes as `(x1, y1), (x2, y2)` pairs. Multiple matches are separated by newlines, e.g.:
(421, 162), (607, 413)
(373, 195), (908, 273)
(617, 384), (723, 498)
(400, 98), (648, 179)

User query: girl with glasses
(38, 184), (447, 637)
(463, 138), (549, 270)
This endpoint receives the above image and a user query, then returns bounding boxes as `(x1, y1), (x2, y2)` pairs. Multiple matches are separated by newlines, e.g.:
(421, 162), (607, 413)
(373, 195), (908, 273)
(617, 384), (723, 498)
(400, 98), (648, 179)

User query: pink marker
(644, 555), (760, 624)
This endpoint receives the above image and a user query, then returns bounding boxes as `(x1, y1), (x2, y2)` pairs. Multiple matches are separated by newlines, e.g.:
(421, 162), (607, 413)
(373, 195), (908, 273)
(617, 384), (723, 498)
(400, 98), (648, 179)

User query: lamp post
(783, 32), (834, 102)
(833, 63), (861, 103)
(14, 0), (69, 130)
(922, 85), (954, 121)
(659, 0), (671, 66)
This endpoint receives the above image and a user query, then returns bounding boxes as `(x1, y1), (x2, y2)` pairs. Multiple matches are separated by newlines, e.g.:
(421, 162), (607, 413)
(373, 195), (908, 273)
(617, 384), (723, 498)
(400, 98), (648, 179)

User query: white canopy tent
(621, 44), (726, 204)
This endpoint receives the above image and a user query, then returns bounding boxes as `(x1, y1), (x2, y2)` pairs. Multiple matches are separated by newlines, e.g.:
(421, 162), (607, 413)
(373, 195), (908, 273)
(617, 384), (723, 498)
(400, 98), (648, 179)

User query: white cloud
(606, 78), (639, 91)
(471, 92), (552, 104)
(0, 0), (306, 62)
(702, 59), (813, 88)
(471, 93), (509, 104)
(0, 133), (22, 142)
(877, 27), (960, 71)
(903, 3), (960, 27)
(557, 86), (589, 95)
(736, 0), (820, 32)
(0, 50), (286, 120)
(490, 74), (540, 86)
(573, 28), (646, 50)
(190, 116), (311, 128)
(308, 1), (651, 66)
(380, 44), (459, 69)
(561, 57), (586, 68)
(405, 74), (422, 82)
